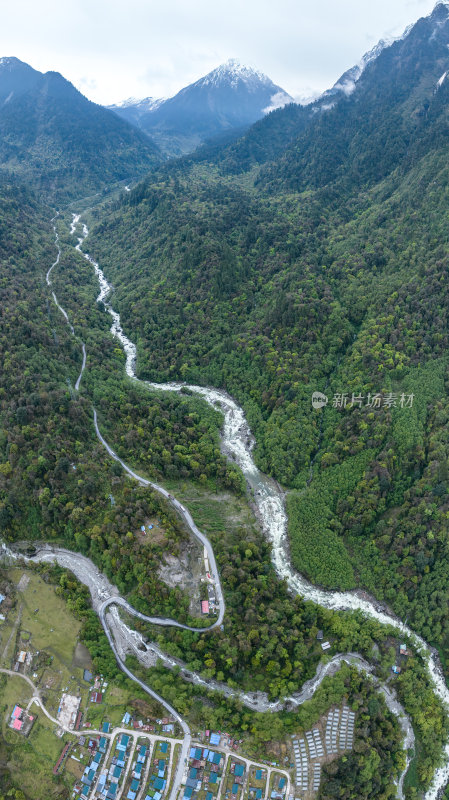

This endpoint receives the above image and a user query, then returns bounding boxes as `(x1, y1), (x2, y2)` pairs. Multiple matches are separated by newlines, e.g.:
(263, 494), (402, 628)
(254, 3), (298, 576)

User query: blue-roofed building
(256, 790), (262, 799)
(235, 764), (244, 777)
(194, 747), (202, 759)
(162, 723), (174, 733)
(158, 759), (165, 771)
(203, 748), (209, 758)
(122, 712), (132, 725)
(0, 594), (5, 604)
(279, 778), (286, 789)
(94, 752), (102, 764)
(209, 773), (218, 785)
(189, 768), (197, 779)
(160, 742), (168, 754)
(113, 766), (122, 779)
(134, 762), (143, 777)
(103, 721), (111, 733)
(127, 793), (136, 800)
(206, 793), (213, 800)
(190, 747), (196, 759)
(232, 784), (239, 795)
(255, 770), (262, 780)
(210, 733), (220, 746)
(99, 736), (107, 753)
(183, 789), (193, 800)
(154, 778), (166, 791)
(117, 759), (125, 768)
(154, 792), (162, 800)
(213, 752), (221, 765)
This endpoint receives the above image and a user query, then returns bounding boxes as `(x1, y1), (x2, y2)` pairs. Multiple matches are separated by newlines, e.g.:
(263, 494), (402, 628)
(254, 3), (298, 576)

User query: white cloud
(332, 79), (357, 96)
(262, 91), (293, 114)
(0, 0), (440, 105)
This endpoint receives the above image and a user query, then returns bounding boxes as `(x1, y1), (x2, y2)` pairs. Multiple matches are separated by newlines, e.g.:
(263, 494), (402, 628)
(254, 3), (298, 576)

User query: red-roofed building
(201, 600), (209, 614)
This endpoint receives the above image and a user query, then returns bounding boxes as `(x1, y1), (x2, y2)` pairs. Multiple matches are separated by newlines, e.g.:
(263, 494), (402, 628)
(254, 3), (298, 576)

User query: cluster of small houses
(183, 745), (286, 800)
(73, 726), (172, 800)
(73, 723), (111, 799)
(183, 746), (224, 800)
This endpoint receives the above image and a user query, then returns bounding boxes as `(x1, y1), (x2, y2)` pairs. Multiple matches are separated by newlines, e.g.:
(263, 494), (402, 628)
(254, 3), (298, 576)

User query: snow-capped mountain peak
(107, 59), (292, 155)
(198, 59), (275, 89)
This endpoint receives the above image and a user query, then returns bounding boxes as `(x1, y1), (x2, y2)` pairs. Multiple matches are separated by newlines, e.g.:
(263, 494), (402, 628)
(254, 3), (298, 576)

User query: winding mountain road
(5, 212), (449, 800)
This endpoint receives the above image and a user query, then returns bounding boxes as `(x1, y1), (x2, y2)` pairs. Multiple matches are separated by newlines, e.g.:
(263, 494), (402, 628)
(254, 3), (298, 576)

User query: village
(0, 563), (413, 800)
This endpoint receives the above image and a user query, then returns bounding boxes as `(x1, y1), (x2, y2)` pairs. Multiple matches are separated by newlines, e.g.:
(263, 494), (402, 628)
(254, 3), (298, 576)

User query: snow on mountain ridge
(199, 58), (275, 89)
(111, 96), (165, 111)
(0, 56), (26, 69)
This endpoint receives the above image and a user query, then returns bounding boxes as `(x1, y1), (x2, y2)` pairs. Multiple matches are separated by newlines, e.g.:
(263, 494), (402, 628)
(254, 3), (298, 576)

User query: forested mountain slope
(86, 2), (449, 655)
(3, 10), (449, 796)
(0, 176), (234, 619)
(0, 59), (162, 201)
(0, 177), (347, 702)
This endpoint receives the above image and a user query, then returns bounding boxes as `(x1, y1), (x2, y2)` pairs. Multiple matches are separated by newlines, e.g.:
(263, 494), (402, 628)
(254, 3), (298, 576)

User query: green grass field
(1, 674), (76, 799)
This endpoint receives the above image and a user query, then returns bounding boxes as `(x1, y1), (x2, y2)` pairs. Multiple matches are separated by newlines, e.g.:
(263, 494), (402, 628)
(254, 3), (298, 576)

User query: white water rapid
(5, 212), (449, 800)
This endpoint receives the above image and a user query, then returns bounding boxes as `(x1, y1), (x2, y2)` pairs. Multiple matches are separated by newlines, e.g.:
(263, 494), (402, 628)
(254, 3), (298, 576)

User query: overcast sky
(0, 0), (442, 104)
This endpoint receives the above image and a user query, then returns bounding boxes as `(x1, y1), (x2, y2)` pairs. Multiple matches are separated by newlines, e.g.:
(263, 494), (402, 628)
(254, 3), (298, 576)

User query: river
(5, 211), (449, 800)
